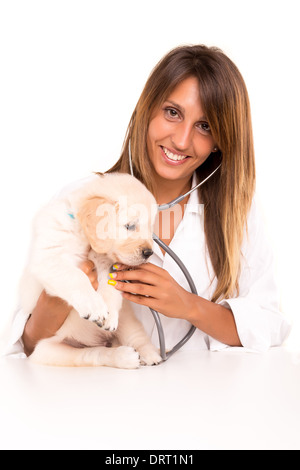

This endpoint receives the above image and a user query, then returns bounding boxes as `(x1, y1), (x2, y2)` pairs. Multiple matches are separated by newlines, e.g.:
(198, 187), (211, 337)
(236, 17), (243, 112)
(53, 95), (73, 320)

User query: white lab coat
(3, 175), (291, 357)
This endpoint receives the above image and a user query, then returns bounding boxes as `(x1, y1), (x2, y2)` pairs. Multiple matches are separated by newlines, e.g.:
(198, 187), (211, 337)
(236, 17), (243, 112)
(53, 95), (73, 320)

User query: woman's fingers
(79, 260), (99, 291)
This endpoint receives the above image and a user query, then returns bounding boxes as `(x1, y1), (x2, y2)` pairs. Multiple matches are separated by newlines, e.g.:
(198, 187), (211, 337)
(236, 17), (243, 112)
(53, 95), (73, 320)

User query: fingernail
(108, 273), (117, 279)
(108, 279), (117, 286)
(112, 264), (120, 271)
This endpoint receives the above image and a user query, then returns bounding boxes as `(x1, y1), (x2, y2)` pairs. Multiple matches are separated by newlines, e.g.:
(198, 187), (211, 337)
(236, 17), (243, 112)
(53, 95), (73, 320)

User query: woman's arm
(22, 292), (72, 356)
(22, 260), (99, 356)
(108, 263), (242, 347)
(186, 295), (242, 346)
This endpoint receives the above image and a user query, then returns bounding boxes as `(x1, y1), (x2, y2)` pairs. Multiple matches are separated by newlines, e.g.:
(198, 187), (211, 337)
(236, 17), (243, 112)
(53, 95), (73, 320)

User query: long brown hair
(107, 45), (256, 302)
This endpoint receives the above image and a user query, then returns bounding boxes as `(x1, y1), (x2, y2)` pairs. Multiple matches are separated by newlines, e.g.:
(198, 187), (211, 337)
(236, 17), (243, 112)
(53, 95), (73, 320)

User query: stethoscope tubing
(128, 140), (221, 361)
(151, 234), (197, 361)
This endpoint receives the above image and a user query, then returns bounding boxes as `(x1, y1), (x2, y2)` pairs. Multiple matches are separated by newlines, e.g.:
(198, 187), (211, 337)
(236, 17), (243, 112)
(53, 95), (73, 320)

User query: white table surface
(1, 347), (300, 450)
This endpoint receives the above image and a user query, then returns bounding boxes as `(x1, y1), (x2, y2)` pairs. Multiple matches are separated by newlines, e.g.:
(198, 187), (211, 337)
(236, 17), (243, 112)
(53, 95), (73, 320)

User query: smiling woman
(108, 45), (254, 303)
(103, 44), (289, 352)
(6, 44), (290, 358)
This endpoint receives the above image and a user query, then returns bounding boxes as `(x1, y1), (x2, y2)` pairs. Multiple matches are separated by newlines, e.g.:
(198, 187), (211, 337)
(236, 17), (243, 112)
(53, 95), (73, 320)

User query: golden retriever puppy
(19, 173), (162, 368)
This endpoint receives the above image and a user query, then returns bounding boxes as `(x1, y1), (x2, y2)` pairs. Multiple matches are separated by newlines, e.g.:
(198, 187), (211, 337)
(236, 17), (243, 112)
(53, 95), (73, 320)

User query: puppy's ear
(77, 197), (115, 253)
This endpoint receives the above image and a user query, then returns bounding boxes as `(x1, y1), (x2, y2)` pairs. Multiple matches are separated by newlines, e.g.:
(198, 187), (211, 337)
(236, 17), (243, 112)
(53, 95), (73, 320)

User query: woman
(8, 45), (290, 357)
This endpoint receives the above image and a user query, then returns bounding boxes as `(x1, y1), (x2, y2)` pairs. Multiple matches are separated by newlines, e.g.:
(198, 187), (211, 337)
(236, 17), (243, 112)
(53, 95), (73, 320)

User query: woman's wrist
(183, 292), (200, 324)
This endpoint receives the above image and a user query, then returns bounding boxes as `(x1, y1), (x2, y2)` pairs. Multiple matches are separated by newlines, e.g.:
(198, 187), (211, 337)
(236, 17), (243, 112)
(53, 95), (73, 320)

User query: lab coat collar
(152, 172), (203, 261)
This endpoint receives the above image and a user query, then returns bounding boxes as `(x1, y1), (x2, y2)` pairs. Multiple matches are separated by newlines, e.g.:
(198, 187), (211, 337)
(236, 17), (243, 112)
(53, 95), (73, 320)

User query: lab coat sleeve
(214, 200), (291, 352)
(2, 308), (29, 358)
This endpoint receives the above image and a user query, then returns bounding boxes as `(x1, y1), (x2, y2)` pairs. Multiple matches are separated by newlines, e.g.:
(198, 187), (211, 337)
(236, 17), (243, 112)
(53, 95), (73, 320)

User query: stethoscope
(128, 141), (221, 361)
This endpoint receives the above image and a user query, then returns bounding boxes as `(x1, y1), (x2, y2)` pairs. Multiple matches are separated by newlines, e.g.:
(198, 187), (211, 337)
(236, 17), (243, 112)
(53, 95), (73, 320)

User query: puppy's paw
(102, 311), (119, 332)
(113, 346), (140, 369)
(74, 292), (109, 327)
(138, 344), (163, 366)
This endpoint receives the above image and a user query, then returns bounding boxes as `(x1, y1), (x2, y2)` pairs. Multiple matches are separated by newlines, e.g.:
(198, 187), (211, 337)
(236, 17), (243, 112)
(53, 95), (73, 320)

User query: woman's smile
(160, 146), (191, 165)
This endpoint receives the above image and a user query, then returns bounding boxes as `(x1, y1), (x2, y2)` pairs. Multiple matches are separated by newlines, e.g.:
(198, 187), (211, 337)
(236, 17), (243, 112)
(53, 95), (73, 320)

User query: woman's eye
(125, 223), (136, 231)
(197, 122), (211, 135)
(164, 107), (180, 119)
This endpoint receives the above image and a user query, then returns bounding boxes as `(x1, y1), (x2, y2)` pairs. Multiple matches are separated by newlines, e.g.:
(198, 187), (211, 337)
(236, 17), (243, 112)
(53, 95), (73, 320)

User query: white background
(0, 0), (299, 349)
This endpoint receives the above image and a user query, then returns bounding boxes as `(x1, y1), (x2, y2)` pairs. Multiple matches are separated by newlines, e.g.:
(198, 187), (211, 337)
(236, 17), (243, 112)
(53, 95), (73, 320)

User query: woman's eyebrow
(165, 99), (185, 113)
(164, 99), (207, 121)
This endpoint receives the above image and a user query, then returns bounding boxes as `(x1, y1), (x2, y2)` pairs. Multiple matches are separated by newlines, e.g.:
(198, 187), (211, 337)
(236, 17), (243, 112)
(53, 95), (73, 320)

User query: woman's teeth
(163, 147), (188, 161)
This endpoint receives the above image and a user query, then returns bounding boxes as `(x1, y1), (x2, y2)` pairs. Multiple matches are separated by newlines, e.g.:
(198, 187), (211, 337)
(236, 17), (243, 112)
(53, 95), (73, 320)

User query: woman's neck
(153, 175), (193, 206)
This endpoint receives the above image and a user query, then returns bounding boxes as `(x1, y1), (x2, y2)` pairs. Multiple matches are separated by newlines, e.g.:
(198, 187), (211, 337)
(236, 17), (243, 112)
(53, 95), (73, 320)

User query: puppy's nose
(142, 248), (153, 259)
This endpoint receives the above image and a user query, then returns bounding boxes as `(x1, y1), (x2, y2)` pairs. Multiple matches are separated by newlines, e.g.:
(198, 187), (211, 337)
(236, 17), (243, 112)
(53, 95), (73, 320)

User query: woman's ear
(77, 196), (115, 253)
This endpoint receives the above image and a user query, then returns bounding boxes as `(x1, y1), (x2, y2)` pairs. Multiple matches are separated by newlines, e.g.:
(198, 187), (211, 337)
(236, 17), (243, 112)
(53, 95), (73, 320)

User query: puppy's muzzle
(142, 248), (153, 260)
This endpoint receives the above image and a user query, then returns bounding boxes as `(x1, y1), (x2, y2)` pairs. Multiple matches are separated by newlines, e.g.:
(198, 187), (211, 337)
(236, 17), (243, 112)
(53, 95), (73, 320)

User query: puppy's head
(77, 196), (115, 254)
(77, 174), (157, 265)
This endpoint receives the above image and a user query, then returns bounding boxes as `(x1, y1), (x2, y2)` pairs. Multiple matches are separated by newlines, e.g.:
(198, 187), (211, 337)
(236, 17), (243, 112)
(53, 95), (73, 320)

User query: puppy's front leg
(99, 279), (122, 331)
(88, 251), (122, 331)
(117, 300), (162, 366)
(31, 259), (109, 326)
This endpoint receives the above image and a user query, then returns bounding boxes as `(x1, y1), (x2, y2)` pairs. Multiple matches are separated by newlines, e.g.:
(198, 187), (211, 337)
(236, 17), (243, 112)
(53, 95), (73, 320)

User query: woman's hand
(22, 260), (99, 356)
(80, 260), (99, 291)
(108, 263), (242, 346)
(108, 263), (195, 320)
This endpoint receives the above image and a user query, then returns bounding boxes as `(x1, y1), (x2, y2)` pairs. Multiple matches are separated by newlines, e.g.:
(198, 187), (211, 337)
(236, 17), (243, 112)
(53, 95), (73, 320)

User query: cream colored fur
(19, 173), (162, 368)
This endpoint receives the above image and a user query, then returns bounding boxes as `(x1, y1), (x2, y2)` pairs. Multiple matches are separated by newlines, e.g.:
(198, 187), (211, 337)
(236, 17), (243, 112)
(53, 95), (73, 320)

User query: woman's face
(147, 76), (217, 185)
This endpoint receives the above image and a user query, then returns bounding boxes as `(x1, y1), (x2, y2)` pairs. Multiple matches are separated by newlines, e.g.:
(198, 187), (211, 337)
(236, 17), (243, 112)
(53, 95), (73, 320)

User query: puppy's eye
(125, 223), (136, 231)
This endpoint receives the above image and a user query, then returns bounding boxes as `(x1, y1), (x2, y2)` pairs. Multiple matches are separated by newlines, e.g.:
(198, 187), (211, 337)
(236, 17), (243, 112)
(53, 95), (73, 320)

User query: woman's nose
(171, 122), (193, 153)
